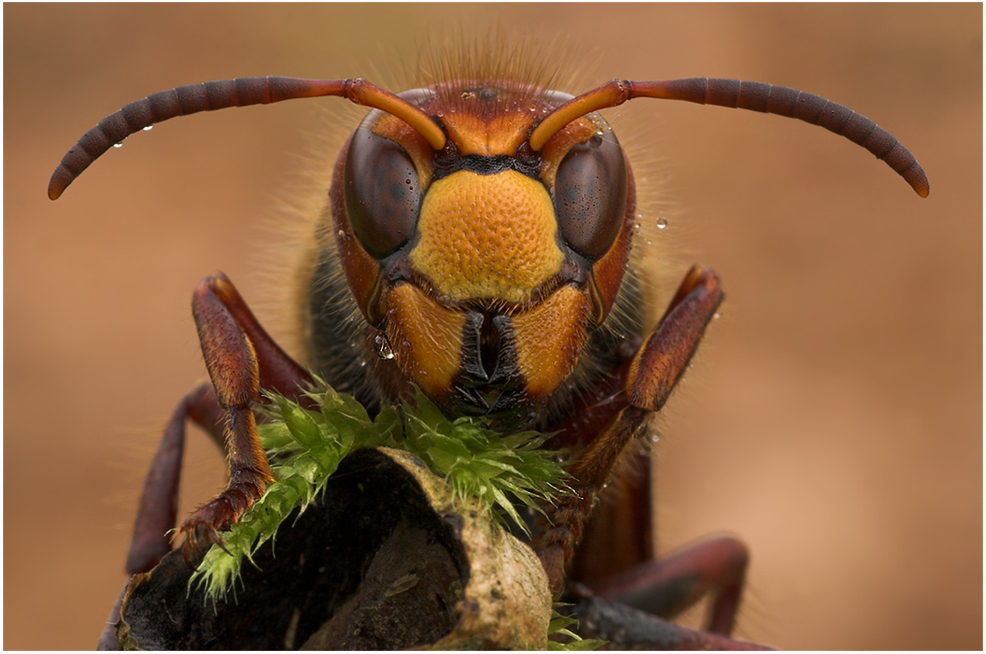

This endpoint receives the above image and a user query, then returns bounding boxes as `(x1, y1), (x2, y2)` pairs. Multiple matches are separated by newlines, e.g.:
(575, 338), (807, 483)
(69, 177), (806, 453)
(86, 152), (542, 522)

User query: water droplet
(113, 142), (123, 148)
(373, 334), (395, 360)
(656, 216), (668, 230)
(142, 125), (153, 131)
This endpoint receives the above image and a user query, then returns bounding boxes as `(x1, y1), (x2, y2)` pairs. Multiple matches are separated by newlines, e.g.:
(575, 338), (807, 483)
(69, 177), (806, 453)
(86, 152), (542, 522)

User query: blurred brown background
(5, 4), (981, 650)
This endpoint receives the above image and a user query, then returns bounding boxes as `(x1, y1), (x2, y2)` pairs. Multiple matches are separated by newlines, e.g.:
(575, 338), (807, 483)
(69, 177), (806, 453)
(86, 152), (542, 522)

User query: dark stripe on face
(448, 311), (538, 429)
(432, 154), (541, 182)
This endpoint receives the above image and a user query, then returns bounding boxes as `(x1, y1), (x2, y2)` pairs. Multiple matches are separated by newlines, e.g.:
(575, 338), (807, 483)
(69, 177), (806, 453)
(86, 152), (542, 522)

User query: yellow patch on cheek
(409, 170), (564, 303)
(510, 286), (591, 398)
(383, 284), (466, 399)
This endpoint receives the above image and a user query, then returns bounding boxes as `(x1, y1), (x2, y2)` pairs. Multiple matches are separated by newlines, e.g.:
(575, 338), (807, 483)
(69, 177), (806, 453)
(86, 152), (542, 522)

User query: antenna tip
(909, 169), (930, 198)
(48, 166), (71, 200)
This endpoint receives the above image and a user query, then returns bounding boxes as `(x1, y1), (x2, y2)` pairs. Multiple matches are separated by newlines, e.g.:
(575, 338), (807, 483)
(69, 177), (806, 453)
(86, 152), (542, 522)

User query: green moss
(190, 378), (572, 600)
(547, 607), (605, 650)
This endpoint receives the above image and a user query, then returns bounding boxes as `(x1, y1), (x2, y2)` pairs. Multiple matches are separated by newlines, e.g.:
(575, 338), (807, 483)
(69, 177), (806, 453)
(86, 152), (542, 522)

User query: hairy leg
(532, 265), (724, 594)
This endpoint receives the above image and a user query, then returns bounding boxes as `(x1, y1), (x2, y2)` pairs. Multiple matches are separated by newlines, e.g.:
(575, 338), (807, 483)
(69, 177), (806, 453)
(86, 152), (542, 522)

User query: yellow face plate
(408, 169), (564, 304)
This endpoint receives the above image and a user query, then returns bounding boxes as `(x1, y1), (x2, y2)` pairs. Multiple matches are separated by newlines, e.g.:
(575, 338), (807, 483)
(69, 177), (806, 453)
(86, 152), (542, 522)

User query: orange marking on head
(442, 111), (535, 156)
(511, 286), (592, 398)
(382, 284), (467, 399)
(409, 170), (563, 303)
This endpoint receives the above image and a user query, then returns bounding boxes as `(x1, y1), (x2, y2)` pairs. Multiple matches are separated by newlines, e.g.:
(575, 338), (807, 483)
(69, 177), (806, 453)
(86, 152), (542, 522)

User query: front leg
(98, 274), (311, 647)
(178, 273), (312, 561)
(532, 265), (724, 594)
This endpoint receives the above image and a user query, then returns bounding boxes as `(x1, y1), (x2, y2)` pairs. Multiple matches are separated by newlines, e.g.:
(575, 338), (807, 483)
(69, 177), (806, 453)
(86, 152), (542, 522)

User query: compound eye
(344, 127), (421, 259)
(554, 133), (628, 261)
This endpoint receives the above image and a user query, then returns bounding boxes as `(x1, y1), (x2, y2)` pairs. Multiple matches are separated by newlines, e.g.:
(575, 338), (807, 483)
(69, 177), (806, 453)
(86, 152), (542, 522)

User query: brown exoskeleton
(51, 54), (927, 649)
